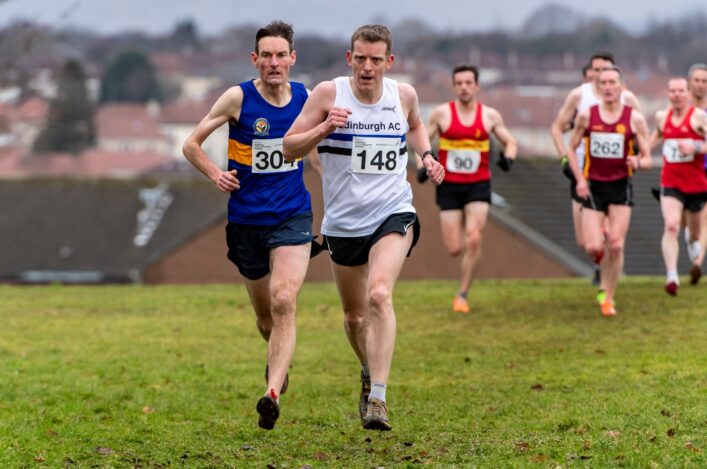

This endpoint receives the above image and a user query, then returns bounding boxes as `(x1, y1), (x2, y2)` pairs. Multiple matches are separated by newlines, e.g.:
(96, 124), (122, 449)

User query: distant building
(95, 104), (170, 155)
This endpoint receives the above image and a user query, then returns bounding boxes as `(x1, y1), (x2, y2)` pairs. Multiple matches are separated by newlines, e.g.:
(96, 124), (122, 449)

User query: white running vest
(576, 82), (626, 171)
(318, 77), (413, 237)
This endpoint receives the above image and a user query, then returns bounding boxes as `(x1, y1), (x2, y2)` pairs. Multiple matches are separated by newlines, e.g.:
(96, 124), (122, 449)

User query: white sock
(369, 383), (387, 403)
(667, 270), (679, 284)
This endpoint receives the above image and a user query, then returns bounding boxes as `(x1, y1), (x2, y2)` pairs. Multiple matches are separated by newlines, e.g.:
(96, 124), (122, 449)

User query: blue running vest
(227, 80), (311, 224)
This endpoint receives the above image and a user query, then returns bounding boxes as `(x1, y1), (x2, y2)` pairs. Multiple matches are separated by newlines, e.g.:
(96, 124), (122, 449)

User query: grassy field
(0, 278), (705, 468)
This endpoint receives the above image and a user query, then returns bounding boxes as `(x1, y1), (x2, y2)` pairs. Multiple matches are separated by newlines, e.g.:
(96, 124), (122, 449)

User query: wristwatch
(421, 150), (438, 162)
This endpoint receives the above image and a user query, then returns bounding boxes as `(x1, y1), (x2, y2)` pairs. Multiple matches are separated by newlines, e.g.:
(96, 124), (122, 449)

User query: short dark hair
(590, 52), (615, 65)
(452, 64), (479, 83)
(255, 21), (294, 54)
(350, 24), (393, 56)
(582, 63), (591, 78)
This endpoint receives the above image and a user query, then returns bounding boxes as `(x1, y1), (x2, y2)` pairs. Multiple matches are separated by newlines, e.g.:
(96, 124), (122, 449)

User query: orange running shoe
(452, 295), (470, 314)
(600, 300), (616, 317)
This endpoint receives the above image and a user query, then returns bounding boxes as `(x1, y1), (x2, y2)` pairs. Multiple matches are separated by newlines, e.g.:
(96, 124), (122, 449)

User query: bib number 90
(446, 150), (481, 173)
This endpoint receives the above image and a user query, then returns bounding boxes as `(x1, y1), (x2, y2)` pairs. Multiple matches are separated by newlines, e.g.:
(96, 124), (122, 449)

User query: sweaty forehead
(454, 71), (476, 83)
(599, 70), (620, 81)
(669, 79), (688, 90)
(257, 36), (290, 53)
(352, 40), (387, 56)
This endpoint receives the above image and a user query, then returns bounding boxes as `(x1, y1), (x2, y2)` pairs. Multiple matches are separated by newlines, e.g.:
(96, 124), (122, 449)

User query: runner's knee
(585, 243), (603, 259)
(664, 218), (680, 236)
(269, 285), (297, 316)
(465, 229), (482, 251)
(368, 283), (393, 312)
(344, 311), (366, 331)
(607, 237), (624, 256)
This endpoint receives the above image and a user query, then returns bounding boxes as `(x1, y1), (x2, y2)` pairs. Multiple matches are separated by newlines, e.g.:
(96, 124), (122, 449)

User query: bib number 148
(352, 136), (401, 174)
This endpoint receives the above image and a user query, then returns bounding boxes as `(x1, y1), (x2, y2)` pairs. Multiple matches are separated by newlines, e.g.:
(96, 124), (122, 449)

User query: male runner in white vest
(284, 24), (444, 431)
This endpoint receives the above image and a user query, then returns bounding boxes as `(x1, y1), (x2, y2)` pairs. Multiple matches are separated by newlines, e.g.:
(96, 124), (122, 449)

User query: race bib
(351, 136), (402, 174)
(662, 139), (695, 163)
(446, 149), (481, 174)
(590, 132), (625, 159)
(252, 138), (299, 173)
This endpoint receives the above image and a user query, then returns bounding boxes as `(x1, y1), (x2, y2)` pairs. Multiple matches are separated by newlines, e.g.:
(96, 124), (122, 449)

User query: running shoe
(600, 300), (616, 317)
(265, 364), (289, 395)
(689, 265), (702, 285)
(686, 240), (702, 263)
(452, 295), (470, 314)
(256, 389), (280, 430)
(595, 289), (606, 305)
(664, 281), (678, 296)
(359, 371), (371, 422)
(362, 398), (392, 431)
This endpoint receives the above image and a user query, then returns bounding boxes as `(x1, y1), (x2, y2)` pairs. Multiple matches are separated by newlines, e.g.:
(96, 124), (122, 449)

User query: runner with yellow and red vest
(425, 64), (518, 314)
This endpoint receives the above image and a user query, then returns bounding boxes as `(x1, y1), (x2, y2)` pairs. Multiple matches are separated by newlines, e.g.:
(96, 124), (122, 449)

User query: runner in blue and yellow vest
(183, 21), (321, 431)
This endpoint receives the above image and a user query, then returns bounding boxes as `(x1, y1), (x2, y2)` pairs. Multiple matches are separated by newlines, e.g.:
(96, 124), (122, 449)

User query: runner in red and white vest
(650, 76), (707, 293)
(566, 66), (652, 317)
(686, 63), (707, 275)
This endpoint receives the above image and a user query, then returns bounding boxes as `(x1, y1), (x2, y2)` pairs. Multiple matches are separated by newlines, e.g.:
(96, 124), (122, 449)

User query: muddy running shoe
(265, 364), (289, 395)
(664, 281), (678, 296)
(256, 389), (280, 430)
(362, 398), (392, 431)
(452, 295), (470, 314)
(359, 371), (371, 422)
(689, 265), (702, 285)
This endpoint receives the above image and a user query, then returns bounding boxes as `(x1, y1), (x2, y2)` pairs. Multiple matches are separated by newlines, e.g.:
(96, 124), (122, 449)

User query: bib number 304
(352, 136), (402, 174)
(252, 138), (299, 173)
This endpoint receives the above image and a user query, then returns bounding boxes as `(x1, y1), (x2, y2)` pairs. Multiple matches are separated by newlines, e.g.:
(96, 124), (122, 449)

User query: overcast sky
(1, 0), (705, 37)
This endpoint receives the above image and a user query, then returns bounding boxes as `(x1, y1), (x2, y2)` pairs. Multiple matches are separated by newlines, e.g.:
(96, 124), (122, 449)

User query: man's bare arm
(566, 111), (589, 181)
(283, 81), (347, 161)
(399, 83), (445, 184)
(182, 87), (241, 193)
(549, 87), (581, 157)
(649, 109), (666, 150)
(631, 112), (652, 170)
(623, 90), (642, 112)
(488, 107), (518, 159)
